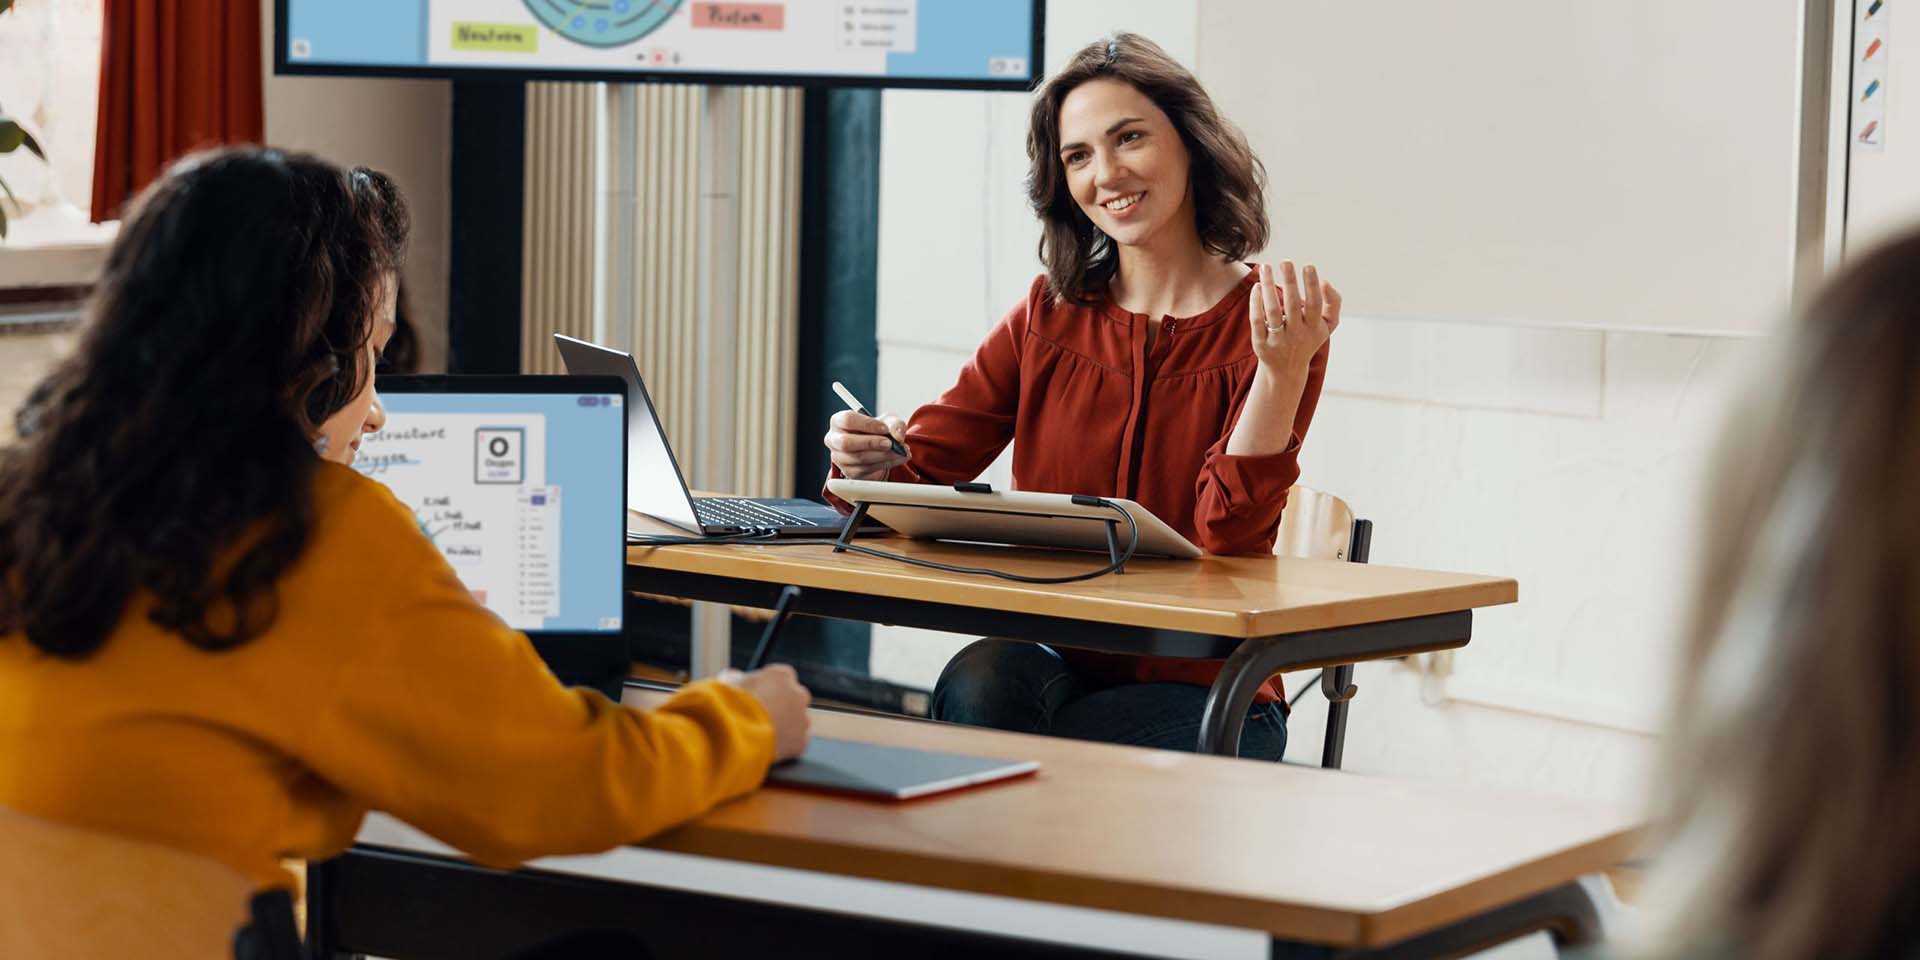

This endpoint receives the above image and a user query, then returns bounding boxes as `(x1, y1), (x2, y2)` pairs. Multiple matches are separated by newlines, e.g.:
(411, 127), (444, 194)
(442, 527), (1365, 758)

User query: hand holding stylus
(716, 663), (812, 762)
(825, 381), (910, 481)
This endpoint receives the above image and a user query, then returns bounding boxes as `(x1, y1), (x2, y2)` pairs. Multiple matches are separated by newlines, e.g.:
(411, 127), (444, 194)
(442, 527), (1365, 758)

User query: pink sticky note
(692, 3), (785, 30)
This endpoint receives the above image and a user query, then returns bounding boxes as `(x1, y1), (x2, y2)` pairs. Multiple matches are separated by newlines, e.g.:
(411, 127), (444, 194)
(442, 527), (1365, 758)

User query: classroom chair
(1273, 485), (1374, 770)
(0, 806), (304, 959)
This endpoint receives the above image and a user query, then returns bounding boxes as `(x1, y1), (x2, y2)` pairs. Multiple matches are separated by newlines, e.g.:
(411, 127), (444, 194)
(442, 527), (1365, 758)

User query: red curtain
(90, 0), (263, 223)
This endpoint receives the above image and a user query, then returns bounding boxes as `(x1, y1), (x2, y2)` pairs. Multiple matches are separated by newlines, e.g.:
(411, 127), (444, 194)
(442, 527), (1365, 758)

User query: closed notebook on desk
(768, 737), (1039, 800)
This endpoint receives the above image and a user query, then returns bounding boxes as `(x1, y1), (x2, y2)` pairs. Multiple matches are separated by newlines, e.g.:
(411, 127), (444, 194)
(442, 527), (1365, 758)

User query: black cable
(625, 529), (787, 546)
(1286, 670), (1324, 710)
(624, 499), (1142, 585)
(835, 498), (1139, 584)
(827, 506), (1136, 584)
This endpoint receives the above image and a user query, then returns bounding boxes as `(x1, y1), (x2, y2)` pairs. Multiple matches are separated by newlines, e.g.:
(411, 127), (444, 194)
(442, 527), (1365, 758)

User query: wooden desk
(626, 525), (1517, 757)
(311, 692), (1639, 959)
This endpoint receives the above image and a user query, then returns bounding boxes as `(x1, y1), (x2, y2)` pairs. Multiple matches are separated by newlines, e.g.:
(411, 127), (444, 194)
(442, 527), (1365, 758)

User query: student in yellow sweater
(0, 147), (811, 893)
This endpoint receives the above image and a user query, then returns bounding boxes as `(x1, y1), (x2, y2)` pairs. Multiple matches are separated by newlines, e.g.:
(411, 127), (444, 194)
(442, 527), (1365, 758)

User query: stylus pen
(746, 585), (803, 671)
(831, 381), (908, 457)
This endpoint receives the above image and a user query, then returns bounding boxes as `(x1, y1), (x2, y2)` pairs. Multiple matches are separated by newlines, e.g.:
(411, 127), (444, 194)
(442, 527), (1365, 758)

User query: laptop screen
(353, 380), (625, 635)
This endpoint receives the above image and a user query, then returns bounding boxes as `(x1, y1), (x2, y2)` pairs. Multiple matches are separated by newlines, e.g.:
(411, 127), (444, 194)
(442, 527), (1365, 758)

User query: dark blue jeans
(931, 638), (1287, 761)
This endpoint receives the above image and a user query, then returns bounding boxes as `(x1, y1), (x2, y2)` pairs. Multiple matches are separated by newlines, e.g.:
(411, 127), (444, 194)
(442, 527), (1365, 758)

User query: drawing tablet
(825, 479), (1205, 559)
(766, 737), (1040, 801)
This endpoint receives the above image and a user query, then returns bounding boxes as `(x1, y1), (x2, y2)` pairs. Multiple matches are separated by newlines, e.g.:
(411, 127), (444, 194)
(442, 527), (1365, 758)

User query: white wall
(1281, 326), (1760, 802)
(871, 0), (1783, 807)
(260, 0), (453, 369)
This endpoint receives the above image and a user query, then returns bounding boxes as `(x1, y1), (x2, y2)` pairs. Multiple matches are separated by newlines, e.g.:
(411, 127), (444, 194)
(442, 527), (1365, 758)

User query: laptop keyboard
(694, 497), (812, 530)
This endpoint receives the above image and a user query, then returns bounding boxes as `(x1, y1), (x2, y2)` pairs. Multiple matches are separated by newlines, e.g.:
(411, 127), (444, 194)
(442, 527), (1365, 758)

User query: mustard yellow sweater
(0, 462), (774, 889)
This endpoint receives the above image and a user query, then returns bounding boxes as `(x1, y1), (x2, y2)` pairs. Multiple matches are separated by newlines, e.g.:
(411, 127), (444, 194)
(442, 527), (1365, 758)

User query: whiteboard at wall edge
(1198, 0), (1802, 337)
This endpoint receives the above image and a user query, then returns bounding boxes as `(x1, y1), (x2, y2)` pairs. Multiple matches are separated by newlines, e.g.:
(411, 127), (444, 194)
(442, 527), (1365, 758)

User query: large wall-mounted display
(278, 0), (1043, 91)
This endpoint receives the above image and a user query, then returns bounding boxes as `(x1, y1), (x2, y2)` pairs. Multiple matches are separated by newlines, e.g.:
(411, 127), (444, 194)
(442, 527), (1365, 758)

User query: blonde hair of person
(1635, 229), (1920, 958)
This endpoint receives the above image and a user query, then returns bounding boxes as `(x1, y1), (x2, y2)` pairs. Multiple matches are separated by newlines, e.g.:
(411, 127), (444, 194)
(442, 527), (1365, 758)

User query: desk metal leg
(1319, 665), (1358, 770)
(1196, 612), (1471, 756)
(1311, 879), (1603, 959)
(305, 858), (347, 959)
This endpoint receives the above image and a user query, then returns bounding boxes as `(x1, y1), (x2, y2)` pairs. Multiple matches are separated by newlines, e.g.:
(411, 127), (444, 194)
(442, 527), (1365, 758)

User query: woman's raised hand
(1247, 261), (1341, 374)
(825, 409), (910, 481)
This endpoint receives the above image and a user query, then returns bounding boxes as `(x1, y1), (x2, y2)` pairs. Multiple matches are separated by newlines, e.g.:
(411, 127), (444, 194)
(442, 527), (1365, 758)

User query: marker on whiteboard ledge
(1860, 120), (1881, 143)
(1867, 0), (1883, 18)
(1865, 37), (1883, 60)
(831, 381), (908, 457)
(1864, 79), (1882, 102)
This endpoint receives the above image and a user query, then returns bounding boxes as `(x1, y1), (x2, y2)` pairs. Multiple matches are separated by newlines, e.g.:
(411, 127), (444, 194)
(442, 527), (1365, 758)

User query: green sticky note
(451, 22), (538, 52)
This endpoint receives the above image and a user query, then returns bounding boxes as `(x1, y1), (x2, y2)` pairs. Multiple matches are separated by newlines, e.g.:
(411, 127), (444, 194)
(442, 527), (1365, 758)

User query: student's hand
(1248, 261), (1340, 377)
(718, 665), (812, 762)
(825, 410), (910, 481)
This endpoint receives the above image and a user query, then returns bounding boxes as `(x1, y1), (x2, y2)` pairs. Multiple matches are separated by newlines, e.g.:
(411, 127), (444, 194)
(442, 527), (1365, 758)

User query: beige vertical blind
(519, 83), (598, 376)
(729, 87), (803, 500)
(520, 83), (803, 498)
(626, 83), (702, 482)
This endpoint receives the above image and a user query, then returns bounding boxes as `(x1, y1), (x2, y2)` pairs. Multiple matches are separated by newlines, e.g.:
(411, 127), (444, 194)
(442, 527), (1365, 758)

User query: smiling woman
(820, 33), (1341, 760)
(1025, 35), (1269, 310)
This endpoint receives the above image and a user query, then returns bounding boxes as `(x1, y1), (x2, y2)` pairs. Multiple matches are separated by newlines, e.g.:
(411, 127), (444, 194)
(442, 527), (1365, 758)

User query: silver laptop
(554, 334), (852, 537)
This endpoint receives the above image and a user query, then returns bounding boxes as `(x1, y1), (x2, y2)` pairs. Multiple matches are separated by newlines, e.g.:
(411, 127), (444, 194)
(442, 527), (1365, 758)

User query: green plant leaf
(0, 118), (45, 159)
(0, 206), (9, 241)
(0, 1), (13, 16)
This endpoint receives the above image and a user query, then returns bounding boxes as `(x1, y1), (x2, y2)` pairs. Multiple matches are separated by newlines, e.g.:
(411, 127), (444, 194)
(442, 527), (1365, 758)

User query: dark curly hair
(1026, 32), (1269, 303)
(0, 146), (409, 659)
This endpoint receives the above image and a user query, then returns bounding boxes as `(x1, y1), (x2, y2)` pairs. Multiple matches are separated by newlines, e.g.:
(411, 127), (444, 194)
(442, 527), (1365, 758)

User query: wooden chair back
(1274, 484), (1358, 561)
(0, 806), (256, 959)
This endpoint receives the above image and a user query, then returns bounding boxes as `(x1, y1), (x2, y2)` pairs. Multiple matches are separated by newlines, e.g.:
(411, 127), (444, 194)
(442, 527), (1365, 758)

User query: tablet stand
(831, 502), (871, 554)
(1102, 518), (1126, 572)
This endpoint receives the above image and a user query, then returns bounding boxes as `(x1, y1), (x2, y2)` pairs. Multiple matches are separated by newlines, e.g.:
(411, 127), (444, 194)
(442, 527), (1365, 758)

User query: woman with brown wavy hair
(823, 34), (1341, 759)
(1631, 229), (1920, 958)
(0, 147), (810, 902)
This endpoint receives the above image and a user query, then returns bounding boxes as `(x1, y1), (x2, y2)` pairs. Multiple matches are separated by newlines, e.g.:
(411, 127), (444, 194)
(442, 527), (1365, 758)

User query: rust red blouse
(832, 270), (1329, 702)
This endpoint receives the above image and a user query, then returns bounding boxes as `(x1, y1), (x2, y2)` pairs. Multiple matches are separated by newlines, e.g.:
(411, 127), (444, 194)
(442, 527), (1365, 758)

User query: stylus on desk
(746, 585), (802, 671)
(830, 381), (908, 457)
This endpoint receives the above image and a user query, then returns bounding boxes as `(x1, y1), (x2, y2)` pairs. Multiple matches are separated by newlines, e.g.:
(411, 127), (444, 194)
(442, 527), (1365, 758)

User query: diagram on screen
(294, 0), (1033, 86)
(522, 0), (685, 47)
(355, 414), (563, 630)
(422, 0), (951, 77)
